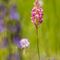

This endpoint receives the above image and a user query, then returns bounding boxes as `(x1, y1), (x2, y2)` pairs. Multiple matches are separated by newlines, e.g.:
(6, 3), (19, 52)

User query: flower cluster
(0, 2), (20, 50)
(19, 38), (30, 49)
(13, 36), (30, 49)
(31, 0), (43, 60)
(0, 1), (30, 60)
(8, 4), (30, 49)
(31, 0), (43, 26)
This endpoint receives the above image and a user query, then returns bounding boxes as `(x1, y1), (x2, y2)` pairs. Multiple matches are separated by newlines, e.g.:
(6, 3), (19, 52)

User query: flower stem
(7, 40), (12, 60)
(18, 48), (23, 60)
(35, 25), (40, 60)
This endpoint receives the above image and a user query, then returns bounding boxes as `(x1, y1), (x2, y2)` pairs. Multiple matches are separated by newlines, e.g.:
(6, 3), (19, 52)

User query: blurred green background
(0, 0), (60, 60)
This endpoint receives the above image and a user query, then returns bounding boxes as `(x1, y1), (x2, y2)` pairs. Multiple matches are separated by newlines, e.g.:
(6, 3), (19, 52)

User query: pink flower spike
(31, 0), (43, 26)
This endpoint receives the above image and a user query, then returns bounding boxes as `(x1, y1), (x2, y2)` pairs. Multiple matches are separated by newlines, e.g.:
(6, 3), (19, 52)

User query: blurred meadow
(0, 0), (60, 60)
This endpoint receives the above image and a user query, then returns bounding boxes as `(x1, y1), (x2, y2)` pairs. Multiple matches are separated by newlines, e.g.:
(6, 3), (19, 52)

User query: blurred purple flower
(0, 16), (3, 20)
(7, 21), (21, 33)
(0, 3), (6, 20)
(0, 37), (8, 48)
(9, 4), (19, 20)
(13, 37), (30, 49)
(10, 12), (19, 20)
(13, 36), (20, 46)
(19, 38), (30, 49)
(0, 20), (5, 32)
(8, 53), (20, 60)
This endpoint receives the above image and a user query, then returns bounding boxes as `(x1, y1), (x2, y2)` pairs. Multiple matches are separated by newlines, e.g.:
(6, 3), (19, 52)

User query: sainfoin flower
(31, 0), (43, 26)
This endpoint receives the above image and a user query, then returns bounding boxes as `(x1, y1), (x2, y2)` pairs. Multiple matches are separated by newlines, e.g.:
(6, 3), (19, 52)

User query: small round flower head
(13, 37), (30, 49)
(19, 38), (30, 49)
(31, 0), (43, 26)
(9, 4), (19, 20)
(0, 3), (6, 19)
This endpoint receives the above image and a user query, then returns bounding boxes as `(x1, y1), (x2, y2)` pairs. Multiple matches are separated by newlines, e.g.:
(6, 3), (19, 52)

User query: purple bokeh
(7, 22), (21, 33)
(0, 3), (6, 19)
(0, 37), (8, 48)
(0, 20), (5, 32)
(19, 38), (30, 48)
(13, 36), (30, 49)
(9, 4), (19, 20)
(13, 36), (20, 48)
(8, 53), (20, 60)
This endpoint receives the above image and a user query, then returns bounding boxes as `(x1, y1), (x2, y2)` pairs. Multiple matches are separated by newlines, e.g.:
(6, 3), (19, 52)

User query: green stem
(18, 48), (23, 60)
(35, 25), (40, 60)
(8, 37), (12, 60)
